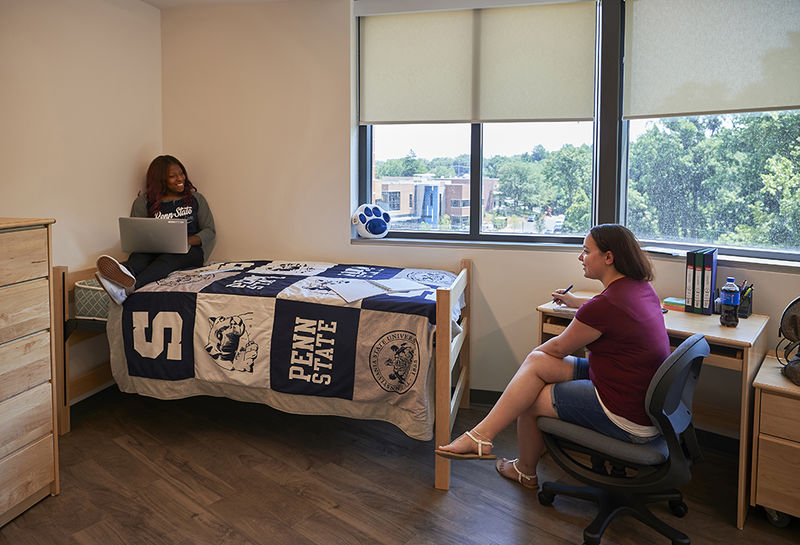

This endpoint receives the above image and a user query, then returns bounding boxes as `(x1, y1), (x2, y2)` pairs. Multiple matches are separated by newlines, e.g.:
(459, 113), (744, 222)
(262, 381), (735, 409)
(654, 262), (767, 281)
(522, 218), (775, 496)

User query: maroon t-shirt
(574, 277), (670, 426)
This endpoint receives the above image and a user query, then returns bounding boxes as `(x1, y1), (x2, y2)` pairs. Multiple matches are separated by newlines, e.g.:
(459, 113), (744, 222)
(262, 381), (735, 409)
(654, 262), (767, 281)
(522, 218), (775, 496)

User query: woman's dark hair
(589, 224), (654, 281)
(145, 155), (197, 216)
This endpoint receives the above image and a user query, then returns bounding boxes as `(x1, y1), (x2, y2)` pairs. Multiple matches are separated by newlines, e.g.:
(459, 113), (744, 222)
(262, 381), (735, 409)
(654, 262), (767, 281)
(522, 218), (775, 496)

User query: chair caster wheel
(538, 490), (554, 506)
(765, 507), (791, 528)
(669, 500), (688, 518)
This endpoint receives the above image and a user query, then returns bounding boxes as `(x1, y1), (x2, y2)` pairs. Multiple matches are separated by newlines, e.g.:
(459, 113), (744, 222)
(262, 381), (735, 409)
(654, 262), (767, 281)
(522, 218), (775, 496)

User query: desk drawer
(760, 391), (800, 443)
(0, 279), (50, 345)
(0, 332), (51, 403)
(0, 383), (52, 460)
(0, 229), (48, 287)
(756, 435), (800, 518)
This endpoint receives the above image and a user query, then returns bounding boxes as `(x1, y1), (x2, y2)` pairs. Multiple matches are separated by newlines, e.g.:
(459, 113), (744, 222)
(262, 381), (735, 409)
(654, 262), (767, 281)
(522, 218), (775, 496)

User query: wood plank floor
(1, 387), (797, 544)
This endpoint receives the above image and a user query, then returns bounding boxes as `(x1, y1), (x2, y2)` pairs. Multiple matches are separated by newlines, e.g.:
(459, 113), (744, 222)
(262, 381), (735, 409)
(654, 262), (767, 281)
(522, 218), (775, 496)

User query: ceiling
(140, 0), (283, 9)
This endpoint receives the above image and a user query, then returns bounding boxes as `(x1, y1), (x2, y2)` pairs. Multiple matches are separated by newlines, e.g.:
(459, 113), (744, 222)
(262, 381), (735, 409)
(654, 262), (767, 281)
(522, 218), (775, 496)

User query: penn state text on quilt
(119, 260), (456, 415)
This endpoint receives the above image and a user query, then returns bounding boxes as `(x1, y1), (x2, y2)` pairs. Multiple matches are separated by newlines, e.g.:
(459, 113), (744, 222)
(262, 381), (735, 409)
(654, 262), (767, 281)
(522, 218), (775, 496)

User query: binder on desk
(693, 250), (704, 314)
(685, 249), (696, 312)
(701, 248), (718, 315)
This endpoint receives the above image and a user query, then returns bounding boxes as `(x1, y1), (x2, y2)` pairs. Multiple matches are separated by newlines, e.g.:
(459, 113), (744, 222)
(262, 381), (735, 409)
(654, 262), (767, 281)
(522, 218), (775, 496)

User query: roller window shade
(623, 0), (800, 119)
(359, 1), (596, 124)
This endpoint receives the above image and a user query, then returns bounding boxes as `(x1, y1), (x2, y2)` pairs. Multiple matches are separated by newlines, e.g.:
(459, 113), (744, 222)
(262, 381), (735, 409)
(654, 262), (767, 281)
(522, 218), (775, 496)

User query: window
(371, 124), (471, 232)
(359, 1), (596, 240)
(622, 0), (800, 257)
(357, 0), (800, 258)
(483, 121), (593, 236)
(627, 110), (800, 255)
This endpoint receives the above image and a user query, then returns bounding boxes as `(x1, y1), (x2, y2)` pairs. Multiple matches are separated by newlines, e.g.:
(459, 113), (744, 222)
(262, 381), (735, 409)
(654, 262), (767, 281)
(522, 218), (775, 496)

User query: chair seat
(538, 417), (668, 466)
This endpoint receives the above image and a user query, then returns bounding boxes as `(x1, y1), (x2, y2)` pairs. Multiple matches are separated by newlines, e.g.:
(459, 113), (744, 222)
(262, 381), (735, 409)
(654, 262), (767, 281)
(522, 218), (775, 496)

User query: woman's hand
(551, 289), (580, 308)
(188, 235), (202, 246)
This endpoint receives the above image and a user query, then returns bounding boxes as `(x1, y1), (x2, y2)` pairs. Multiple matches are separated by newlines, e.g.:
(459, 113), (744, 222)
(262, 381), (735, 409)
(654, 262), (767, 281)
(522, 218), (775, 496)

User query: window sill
(350, 235), (582, 252)
(351, 236), (800, 273)
(643, 246), (800, 273)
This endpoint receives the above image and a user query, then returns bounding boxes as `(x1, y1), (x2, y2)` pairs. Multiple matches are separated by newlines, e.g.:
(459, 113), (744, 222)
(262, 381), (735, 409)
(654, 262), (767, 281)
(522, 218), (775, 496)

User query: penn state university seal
(369, 330), (420, 393)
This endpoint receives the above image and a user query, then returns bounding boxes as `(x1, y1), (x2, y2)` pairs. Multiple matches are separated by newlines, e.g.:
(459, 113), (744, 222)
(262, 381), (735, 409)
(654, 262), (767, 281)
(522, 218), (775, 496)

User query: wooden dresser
(751, 356), (800, 527)
(0, 218), (60, 526)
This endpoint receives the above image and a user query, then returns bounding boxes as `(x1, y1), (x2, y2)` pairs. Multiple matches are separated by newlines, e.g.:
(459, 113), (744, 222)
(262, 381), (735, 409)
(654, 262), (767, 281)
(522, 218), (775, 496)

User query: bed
(54, 259), (471, 490)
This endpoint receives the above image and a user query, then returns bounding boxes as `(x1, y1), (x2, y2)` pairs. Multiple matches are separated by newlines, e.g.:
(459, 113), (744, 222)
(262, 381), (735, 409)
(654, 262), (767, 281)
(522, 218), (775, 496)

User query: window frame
(356, 0), (800, 262)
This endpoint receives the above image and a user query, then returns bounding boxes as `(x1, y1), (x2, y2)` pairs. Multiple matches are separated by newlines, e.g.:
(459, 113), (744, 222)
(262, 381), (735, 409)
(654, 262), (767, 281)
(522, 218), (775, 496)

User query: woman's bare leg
(436, 350), (573, 458)
(495, 384), (559, 479)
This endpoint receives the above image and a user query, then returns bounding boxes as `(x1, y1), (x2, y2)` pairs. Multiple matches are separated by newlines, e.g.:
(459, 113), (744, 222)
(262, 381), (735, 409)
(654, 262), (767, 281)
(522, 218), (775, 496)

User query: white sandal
(434, 430), (497, 460)
(496, 458), (538, 489)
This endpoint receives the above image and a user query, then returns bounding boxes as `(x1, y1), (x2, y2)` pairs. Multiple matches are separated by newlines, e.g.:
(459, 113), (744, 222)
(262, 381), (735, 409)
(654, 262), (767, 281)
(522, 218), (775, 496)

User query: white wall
(0, 0), (162, 268)
(2, 0), (797, 398)
(160, 0), (800, 394)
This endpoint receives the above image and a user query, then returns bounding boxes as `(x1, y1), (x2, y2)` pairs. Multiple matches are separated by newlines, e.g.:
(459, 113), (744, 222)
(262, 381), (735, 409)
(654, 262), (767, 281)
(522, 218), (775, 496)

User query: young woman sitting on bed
(95, 154), (216, 305)
(435, 224), (669, 490)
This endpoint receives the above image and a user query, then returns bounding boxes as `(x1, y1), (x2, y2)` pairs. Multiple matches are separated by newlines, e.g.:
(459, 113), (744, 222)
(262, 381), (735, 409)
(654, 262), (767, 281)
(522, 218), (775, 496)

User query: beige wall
(161, 0), (354, 260)
(160, 0), (800, 394)
(0, 0), (162, 267)
(1, 0), (797, 396)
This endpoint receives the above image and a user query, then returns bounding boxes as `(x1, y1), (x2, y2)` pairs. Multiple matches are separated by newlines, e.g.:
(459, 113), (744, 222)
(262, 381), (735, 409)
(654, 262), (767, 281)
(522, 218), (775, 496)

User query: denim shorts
(551, 358), (656, 444)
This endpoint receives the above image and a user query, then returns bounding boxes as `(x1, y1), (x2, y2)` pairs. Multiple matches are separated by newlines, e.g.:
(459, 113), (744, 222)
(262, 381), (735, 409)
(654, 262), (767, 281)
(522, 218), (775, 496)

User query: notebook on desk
(119, 217), (189, 254)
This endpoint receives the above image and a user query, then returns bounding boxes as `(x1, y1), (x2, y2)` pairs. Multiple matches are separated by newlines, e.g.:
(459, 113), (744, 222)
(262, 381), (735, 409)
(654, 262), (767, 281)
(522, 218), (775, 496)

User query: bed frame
(52, 258), (471, 490)
(52, 265), (114, 435)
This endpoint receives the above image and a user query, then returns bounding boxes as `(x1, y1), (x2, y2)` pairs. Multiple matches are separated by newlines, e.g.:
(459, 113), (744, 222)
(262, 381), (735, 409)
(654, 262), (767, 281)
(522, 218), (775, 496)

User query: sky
(373, 120), (651, 161)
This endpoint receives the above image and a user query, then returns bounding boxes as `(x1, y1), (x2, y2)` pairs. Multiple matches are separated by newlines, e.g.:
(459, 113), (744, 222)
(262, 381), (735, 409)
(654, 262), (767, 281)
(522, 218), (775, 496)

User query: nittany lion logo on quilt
(205, 313), (259, 373)
(369, 331), (419, 394)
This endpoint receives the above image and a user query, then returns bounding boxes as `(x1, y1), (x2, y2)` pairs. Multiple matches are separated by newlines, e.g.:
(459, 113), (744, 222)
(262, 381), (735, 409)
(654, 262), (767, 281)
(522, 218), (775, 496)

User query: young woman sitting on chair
(435, 224), (670, 489)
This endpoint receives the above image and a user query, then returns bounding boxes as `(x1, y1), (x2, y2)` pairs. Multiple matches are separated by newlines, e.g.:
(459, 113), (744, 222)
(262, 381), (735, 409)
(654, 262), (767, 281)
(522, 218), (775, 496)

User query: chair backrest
(645, 333), (709, 449)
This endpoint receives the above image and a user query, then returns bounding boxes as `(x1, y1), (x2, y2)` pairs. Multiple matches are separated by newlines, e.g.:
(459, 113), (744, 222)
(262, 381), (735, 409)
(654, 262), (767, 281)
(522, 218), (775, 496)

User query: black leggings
(124, 246), (204, 289)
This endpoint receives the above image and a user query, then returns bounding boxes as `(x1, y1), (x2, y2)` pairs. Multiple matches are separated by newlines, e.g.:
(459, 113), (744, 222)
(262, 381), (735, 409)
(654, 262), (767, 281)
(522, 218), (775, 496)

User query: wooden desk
(750, 357), (800, 526)
(537, 294), (769, 529)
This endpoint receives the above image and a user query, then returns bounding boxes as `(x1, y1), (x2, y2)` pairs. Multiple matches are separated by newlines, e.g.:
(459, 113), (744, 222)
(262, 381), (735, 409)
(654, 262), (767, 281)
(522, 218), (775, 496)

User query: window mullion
(594, 0), (624, 225)
(358, 125), (372, 205)
(470, 123), (482, 236)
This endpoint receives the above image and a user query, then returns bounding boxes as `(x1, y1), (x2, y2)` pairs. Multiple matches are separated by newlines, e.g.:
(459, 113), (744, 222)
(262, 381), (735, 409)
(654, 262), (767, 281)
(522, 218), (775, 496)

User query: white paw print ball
(352, 204), (391, 238)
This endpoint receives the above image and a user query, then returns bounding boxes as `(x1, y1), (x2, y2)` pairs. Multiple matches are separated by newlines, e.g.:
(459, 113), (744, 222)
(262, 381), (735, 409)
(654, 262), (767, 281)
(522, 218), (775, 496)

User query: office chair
(537, 333), (710, 545)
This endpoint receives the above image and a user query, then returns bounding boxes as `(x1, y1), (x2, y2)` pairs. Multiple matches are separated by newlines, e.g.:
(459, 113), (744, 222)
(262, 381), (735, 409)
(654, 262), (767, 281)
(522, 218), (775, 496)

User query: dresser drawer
(0, 383), (52, 460)
(755, 435), (800, 518)
(760, 391), (800, 443)
(0, 434), (54, 517)
(0, 332), (51, 403)
(0, 279), (50, 345)
(0, 229), (49, 287)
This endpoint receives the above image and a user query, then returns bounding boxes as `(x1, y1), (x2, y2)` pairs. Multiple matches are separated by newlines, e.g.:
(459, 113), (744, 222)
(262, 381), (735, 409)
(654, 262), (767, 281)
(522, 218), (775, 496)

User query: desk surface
(754, 356), (800, 396)
(537, 291), (769, 349)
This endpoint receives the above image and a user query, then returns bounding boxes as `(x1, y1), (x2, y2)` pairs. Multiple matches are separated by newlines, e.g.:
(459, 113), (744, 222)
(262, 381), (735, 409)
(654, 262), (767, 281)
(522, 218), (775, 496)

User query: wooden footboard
(434, 258), (471, 490)
(52, 266), (113, 435)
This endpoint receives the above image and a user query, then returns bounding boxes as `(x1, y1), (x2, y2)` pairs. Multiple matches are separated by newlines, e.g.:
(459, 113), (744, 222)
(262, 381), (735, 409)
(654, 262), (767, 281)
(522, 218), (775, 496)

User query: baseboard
(469, 389), (501, 406)
(468, 389), (739, 455)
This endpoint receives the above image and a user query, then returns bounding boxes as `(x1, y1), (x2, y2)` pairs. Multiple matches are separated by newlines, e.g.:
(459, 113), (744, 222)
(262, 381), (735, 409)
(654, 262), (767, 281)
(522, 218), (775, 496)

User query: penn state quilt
(106, 260), (460, 440)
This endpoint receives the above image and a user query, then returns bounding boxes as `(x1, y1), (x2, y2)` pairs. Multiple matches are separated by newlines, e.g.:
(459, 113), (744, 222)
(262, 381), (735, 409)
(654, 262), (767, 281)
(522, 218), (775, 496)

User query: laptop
(119, 217), (189, 254)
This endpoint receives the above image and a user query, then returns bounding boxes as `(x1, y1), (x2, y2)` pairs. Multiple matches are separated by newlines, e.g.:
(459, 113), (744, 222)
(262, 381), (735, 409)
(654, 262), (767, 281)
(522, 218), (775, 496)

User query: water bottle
(720, 277), (740, 327)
